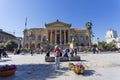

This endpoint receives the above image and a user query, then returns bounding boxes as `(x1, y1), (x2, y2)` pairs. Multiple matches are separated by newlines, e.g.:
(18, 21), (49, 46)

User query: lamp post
(72, 38), (74, 43)
(46, 39), (49, 44)
(97, 37), (99, 46)
(46, 38), (49, 48)
(72, 38), (74, 49)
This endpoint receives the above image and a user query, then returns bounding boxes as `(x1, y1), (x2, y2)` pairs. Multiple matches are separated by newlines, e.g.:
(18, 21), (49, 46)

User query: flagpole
(25, 17), (27, 29)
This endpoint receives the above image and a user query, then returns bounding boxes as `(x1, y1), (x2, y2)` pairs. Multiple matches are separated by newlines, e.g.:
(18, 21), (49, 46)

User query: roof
(0, 29), (16, 38)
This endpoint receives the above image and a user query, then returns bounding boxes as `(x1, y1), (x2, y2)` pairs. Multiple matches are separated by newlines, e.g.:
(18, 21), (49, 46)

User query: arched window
(25, 44), (28, 48)
(32, 35), (36, 41)
(80, 35), (84, 40)
(43, 36), (46, 41)
(86, 36), (88, 40)
(31, 43), (35, 49)
(37, 43), (40, 48)
(80, 43), (84, 46)
(38, 35), (41, 41)
(25, 36), (29, 41)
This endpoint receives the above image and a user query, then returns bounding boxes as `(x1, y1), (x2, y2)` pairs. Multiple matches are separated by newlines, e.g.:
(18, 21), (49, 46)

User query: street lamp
(97, 37), (99, 46)
(72, 38), (74, 43)
(46, 38), (49, 45)
(46, 39), (49, 44)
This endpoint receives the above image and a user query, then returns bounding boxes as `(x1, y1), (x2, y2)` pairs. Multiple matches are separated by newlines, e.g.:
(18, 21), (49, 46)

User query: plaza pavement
(0, 51), (120, 80)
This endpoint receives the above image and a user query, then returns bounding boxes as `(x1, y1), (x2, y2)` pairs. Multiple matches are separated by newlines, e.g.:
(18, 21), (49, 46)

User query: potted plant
(0, 64), (16, 77)
(68, 63), (75, 70)
(72, 63), (85, 74)
(69, 63), (85, 75)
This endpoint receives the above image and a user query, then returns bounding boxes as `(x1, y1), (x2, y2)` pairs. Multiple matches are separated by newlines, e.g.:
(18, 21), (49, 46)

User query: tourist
(40, 46), (43, 54)
(30, 50), (34, 56)
(59, 48), (62, 57)
(13, 48), (17, 55)
(45, 48), (51, 57)
(74, 48), (77, 56)
(69, 49), (74, 57)
(2, 51), (8, 58)
(98, 48), (101, 53)
(96, 47), (99, 53)
(0, 48), (2, 60)
(54, 45), (61, 70)
(66, 48), (70, 54)
(17, 49), (20, 54)
(63, 49), (68, 57)
(92, 47), (96, 54)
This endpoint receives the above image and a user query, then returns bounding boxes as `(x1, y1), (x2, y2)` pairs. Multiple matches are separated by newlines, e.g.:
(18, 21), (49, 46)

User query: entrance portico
(47, 29), (69, 45)
(45, 20), (71, 45)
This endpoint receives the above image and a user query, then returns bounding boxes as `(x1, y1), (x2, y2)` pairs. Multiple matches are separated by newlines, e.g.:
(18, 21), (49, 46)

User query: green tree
(0, 42), (5, 48)
(98, 41), (107, 51)
(98, 41), (116, 51)
(85, 22), (93, 47)
(4, 40), (18, 51)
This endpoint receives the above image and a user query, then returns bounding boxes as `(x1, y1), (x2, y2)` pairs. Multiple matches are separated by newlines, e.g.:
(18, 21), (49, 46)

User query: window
(31, 43), (35, 49)
(38, 35), (41, 41)
(86, 36), (88, 40)
(80, 36), (84, 40)
(70, 36), (73, 41)
(37, 43), (40, 48)
(56, 34), (60, 44)
(0, 35), (1, 41)
(25, 44), (28, 48)
(32, 36), (36, 40)
(25, 36), (29, 41)
(43, 36), (46, 41)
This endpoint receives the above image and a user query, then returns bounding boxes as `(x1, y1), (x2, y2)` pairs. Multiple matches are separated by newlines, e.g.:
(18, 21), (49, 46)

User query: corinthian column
(68, 29), (70, 42)
(60, 29), (62, 45)
(50, 30), (52, 44)
(55, 30), (57, 44)
(46, 29), (48, 40)
(64, 30), (66, 44)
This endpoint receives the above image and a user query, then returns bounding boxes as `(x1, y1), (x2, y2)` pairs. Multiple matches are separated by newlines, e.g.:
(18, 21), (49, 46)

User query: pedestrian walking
(30, 50), (34, 56)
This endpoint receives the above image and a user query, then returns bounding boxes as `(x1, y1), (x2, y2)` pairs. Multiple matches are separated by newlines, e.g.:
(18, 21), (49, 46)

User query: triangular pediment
(52, 22), (65, 26)
(45, 20), (71, 28)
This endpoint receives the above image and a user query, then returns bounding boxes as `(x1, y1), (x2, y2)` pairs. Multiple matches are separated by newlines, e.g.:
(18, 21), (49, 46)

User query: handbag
(56, 51), (60, 57)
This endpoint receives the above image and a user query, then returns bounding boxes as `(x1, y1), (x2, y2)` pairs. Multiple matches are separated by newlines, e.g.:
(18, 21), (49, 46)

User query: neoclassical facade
(23, 20), (89, 49)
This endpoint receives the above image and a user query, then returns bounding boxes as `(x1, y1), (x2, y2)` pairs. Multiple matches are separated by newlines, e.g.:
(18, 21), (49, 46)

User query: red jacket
(54, 48), (61, 57)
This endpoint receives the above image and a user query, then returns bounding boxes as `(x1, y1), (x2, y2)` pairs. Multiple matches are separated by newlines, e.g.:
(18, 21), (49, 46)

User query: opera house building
(23, 20), (90, 50)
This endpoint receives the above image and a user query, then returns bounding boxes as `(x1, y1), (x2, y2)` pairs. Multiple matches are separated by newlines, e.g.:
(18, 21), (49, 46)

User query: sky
(0, 0), (120, 41)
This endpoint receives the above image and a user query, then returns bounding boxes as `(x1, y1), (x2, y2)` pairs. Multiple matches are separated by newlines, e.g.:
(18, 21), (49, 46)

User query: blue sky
(0, 0), (120, 41)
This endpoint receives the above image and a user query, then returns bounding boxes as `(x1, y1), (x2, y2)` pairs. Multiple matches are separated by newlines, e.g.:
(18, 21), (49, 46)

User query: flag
(25, 17), (27, 27)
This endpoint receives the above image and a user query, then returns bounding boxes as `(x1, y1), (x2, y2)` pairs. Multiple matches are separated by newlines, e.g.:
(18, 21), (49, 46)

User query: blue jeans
(55, 57), (60, 70)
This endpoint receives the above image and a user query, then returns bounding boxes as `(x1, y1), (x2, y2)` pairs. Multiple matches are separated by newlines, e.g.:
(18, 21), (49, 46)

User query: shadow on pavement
(83, 69), (95, 76)
(0, 59), (12, 62)
(0, 63), (69, 80)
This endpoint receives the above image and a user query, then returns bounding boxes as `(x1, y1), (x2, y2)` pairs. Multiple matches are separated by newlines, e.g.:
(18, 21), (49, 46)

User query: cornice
(45, 20), (71, 27)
